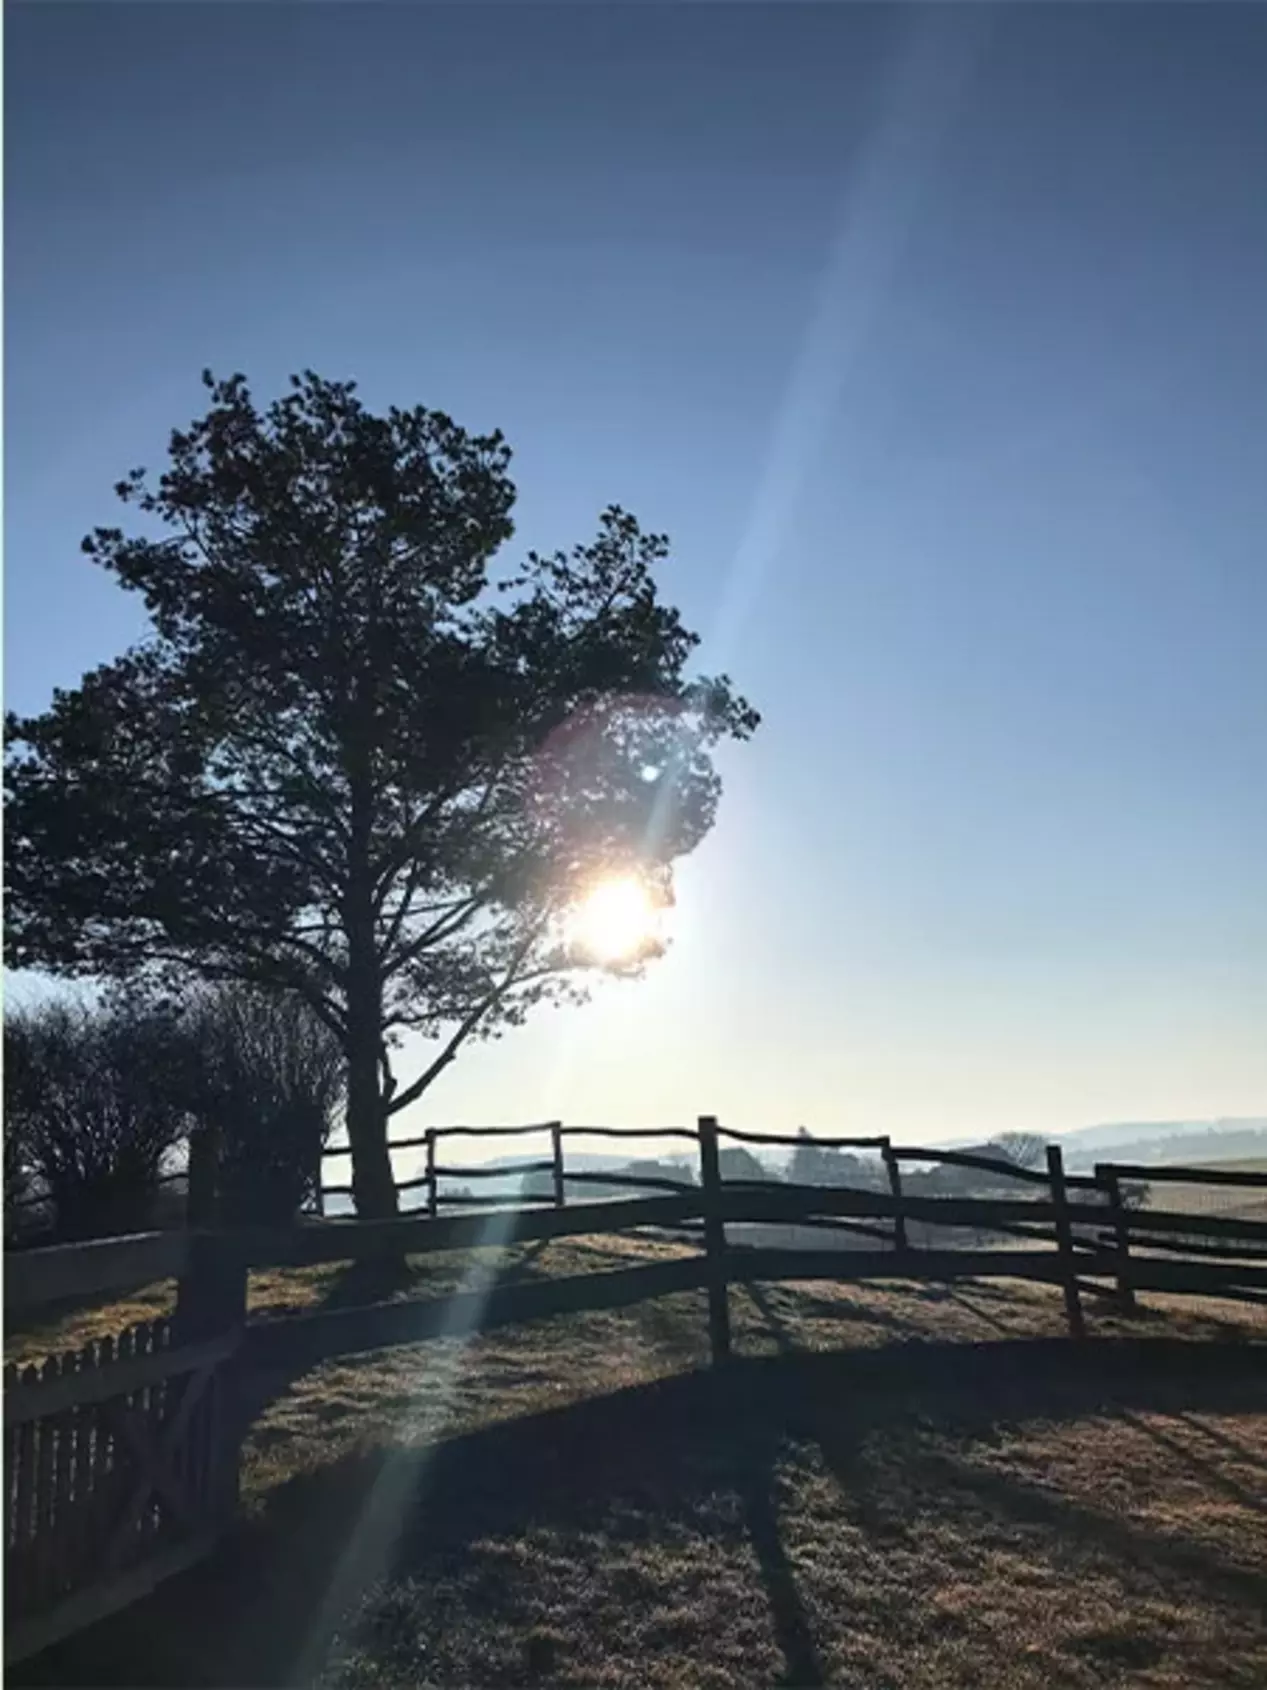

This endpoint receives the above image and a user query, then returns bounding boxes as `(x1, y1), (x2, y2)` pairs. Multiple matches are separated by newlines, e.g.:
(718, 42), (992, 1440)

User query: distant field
(1147, 1159), (1267, 1225)
(11, 1235), (1267, 1690)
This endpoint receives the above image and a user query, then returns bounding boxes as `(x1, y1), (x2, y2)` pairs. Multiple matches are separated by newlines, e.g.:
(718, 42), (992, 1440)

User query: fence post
(550, 1122), (566, 1208)
(425, 1130), (438, 1220)
(697, 1116), (732, 1365)
(881, 1138), (908, 1254)
(1097, 1164), (1136, 1311)
(174, 1230), (248, 1344)
(186, 1125), (221, 1229)
(1047, 1144), (1086, 1339)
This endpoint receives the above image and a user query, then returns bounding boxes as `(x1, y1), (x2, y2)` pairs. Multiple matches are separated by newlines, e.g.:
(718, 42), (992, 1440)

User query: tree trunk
(346, 1027), (397, 1219)
(344, 879), (398, 1219)
(343, 760), (399, 1221)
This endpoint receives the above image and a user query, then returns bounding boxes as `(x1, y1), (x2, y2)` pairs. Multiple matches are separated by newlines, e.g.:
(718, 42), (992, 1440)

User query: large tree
(5, 371), (757, 1217)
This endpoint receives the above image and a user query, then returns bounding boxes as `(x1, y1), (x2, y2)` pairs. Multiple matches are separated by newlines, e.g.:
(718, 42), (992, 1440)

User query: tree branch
(385, 923), (550, 1116)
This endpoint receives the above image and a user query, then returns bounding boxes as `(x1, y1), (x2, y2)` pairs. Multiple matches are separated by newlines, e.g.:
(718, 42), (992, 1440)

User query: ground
(1144, 1160), (1267, 1226)
(10, 1233), (1267, 1689)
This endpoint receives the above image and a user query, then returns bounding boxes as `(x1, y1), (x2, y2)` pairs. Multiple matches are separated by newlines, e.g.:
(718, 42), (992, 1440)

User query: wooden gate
(4, 1316), (240, 1666)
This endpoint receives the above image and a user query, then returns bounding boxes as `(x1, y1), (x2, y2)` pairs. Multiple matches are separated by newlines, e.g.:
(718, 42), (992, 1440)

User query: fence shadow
(14, 1334), (1265, 1689)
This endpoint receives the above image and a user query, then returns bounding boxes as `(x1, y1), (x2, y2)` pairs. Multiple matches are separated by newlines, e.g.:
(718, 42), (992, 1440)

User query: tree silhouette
(183, 984), (346, 1225)
(3, 999), (191, 1241)
(5, 371), (758, 1217)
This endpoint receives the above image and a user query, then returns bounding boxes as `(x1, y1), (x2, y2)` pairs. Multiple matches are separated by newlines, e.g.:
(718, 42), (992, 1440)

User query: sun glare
(570, 875), (659, 965)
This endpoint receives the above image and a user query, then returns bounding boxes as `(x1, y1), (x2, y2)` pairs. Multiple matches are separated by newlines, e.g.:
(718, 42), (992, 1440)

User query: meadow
(11, 1234), (1266, 1690)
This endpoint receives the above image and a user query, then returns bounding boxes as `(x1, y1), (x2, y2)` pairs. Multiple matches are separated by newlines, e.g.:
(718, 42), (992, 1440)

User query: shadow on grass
(1117, 1406), (1267, 1515)
(15, 1333), (1265, 1690)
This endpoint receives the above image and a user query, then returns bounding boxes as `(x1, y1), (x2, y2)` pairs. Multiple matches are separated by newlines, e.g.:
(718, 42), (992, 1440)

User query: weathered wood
(715, 1126), (889, 1150)
(53, 1359), (78, 1596)
(71, 1368), (95, 1578)
(13, 1367), (39, 1608)
(697, 1116), (732, 1364)
(4, 1311), (241, 1666)
(323, 1123), (558, 1159)
(890, 1145), (1052, 1185)
(134, 1327), (159, 1553)
(419, 1122), (559, 1139)
(1100, 1163), (1267, 1188)
(1122, 1257), (1267, 1296)
(1047, 1145), (1085, 1338)
(1116, 1231), (1267, 1261)
(4, 1332), (240, 1425)
(4, 1231), (191, 1316)
(244, 1181), (1267, 1266)
(33, 1357), (59, 1608)
(237, 1190), (707, 1267)
(1121, 1210), (1267, 1250)
(881, 1139), (908, 1253)
(425, 1130), (438, 1219)
(562, 1169), (697, 1194)
(718, 1184), (1064, 1230)
(551, 1122), (565, 1209)
(3, 1367), (18, 1559)
(560, 1124), (699, 1141)
(244, 1255), (709, 1369)
(431, 1160), (555, 1179)
(1103, 1206), (1267, 1246)
(1101, 1170), (1136, 1309)
(103, 1363), (212, 1568)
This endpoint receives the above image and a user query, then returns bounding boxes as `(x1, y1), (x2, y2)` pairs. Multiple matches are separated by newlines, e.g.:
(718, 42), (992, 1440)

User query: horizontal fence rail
(888, 1146), (1054, 1185)
(714, 1127), (889, 1150)
(1097, 1163), (1267, 1188)
(5, 1233), (192, 1317)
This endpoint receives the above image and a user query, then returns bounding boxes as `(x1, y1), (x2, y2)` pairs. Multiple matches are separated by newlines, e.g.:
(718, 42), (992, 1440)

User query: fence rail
(1096, 1162), (1267, 1188)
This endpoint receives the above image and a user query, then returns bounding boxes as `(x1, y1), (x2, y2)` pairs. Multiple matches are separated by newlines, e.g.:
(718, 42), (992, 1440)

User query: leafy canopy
(5, 370), (758, 1137)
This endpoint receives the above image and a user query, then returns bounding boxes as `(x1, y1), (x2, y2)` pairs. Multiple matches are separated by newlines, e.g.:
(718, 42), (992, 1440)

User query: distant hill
(1055, 1119), (1267, 1171)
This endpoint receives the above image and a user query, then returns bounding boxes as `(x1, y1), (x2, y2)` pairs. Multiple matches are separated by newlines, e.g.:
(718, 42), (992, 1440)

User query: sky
(5, 2), (1266, 1151)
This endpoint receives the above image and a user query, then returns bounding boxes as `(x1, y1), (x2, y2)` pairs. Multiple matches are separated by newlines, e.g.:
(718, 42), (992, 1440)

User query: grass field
(10, 1235), (1267, 1689)
(1147, 1161), (1267, 1226)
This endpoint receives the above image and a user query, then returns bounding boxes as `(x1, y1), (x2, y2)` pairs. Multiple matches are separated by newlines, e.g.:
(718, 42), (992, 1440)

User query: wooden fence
(6, 1122), (1267, 1661)
(3, 1315), (240, 1665)
(237, 1122), (1267, 1368)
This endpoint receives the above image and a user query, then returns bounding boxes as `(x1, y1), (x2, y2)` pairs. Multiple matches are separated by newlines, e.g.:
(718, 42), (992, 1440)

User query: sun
(569, 875), (659, 965)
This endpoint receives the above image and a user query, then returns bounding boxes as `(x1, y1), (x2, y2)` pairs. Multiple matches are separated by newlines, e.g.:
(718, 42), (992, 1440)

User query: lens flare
(569, 875), (659, 964)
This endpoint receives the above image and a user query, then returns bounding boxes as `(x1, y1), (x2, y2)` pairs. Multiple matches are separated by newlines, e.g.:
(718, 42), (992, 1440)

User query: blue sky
(6, 3), (1266, 1145)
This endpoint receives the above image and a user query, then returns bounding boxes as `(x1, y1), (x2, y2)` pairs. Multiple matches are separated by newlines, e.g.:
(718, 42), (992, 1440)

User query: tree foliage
(183, 985), (345, 1225)
(992, 1133), (1046, 1172)
(718, 1146), (776, 1184)
(788, 1130), (884, 1191)
(5, 371), (758, 1217)
(2, 998), (191, 1241)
